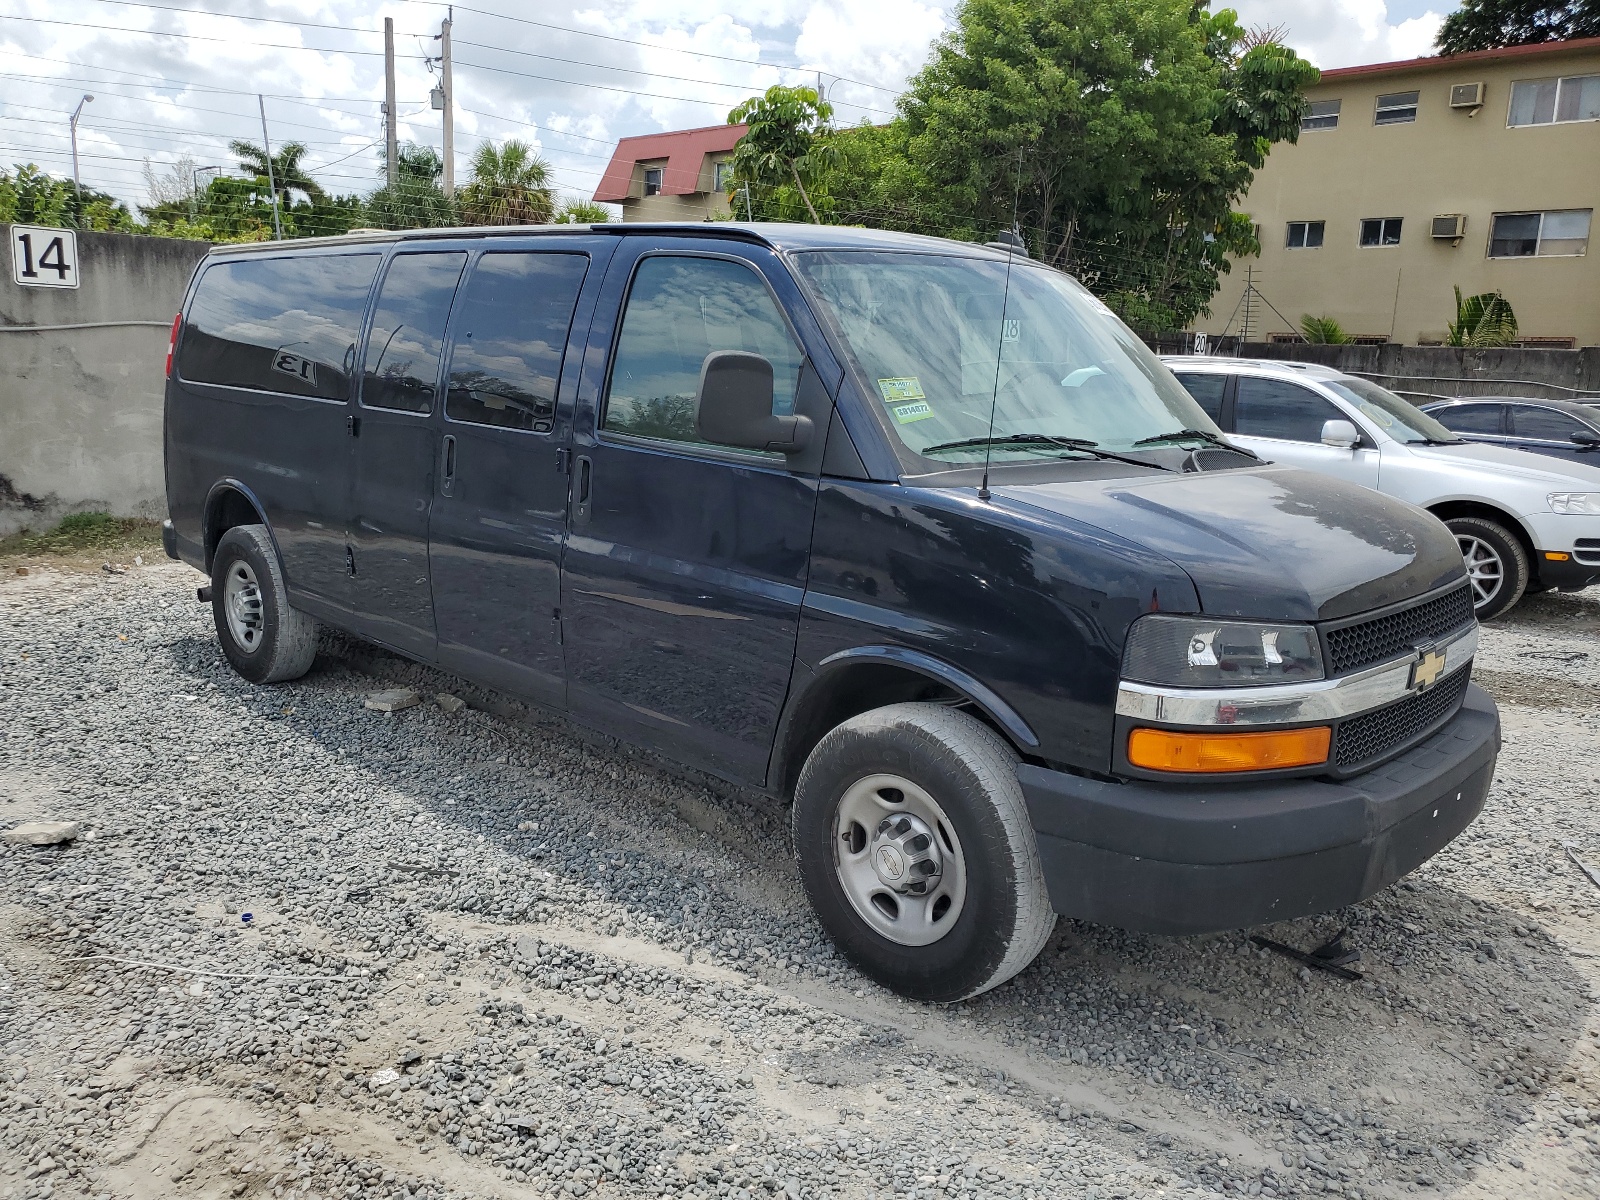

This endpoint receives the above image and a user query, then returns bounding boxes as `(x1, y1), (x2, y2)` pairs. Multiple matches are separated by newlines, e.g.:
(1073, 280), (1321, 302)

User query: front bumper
(1524, 510), (1600, 589)
(1020, 683), (1499, 935)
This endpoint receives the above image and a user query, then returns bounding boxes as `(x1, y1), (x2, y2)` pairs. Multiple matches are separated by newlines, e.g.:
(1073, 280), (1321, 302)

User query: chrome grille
(1333, 667), (1471, 770)
(1323, 585), (1475, 676)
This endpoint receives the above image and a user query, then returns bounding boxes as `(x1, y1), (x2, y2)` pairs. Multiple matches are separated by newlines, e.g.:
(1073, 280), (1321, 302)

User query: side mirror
(1321, 418), (1361, 450)
(695, 351), (813, 455)
(1572, 431), (1600, 449)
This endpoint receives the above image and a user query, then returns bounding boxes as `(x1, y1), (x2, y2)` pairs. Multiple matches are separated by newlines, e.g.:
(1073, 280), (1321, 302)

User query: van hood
(995, 465), (1463, 622)
(1398, 440), (1600, 487)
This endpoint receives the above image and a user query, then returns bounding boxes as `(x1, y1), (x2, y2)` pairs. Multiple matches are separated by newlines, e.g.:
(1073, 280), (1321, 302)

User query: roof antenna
(978, 146), (1026, 503)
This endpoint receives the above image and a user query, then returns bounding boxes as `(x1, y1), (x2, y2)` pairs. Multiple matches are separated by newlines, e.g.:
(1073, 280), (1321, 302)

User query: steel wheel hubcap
(1457, 534), (1503, 609)
(832, 773), (967, 947)
(223, 560), (265, 652)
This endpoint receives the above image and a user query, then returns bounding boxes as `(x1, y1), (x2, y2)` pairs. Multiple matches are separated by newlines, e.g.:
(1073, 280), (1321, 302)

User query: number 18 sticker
(11, 225), (80, 289)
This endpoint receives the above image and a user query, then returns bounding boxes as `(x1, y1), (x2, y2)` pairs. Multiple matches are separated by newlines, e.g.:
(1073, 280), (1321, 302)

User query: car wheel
(210, 524), (319, 683)
(791, 702), (1056, 1003)
(1445, 516), (1528, 621)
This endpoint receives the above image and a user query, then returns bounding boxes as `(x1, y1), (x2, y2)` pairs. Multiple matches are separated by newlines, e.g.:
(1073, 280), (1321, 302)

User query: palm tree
(364, 143), (455, 230)
(229, 139), (325, 206)
(460, 140), (555, 225)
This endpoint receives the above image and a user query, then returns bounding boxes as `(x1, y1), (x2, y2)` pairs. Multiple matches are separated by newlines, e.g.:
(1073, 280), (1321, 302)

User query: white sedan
(1164, 357), (1600, 618)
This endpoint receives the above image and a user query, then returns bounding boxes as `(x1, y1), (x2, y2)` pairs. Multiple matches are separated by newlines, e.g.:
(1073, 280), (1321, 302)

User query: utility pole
(1240, 264), (1255, 345)
(69, 93), (93, 205)
(258, 94), (283, 241)
(191, 164), (221, 221)
(440, 11), (455, 200)
(384, 16), (398, 188)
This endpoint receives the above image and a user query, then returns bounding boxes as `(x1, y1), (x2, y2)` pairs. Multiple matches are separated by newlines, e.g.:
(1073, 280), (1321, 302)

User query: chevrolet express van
(163, 224), (1500, 1001)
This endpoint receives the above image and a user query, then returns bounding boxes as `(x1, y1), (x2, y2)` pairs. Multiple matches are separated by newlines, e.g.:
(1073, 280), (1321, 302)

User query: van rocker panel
(1020, 683), (1499, 935)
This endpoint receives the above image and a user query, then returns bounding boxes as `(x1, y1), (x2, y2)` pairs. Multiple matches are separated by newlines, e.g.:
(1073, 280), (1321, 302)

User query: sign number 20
(10, 225), (80, 289)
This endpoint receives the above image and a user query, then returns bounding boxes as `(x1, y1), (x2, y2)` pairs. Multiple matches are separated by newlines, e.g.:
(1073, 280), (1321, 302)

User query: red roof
(1318, 35), (1600, 82)
(592, 123), (747, 203)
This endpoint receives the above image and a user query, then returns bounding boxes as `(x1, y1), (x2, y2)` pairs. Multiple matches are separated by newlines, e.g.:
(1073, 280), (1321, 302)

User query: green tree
(1437, 0), (1600, 53)
(555, 199), (613, 224)
(363, 143), (457, 230)
(875, 0), (1316, 328)
(1300, 314), (1350, 344)
(728, 85), (838, 223)
(229, 139), (325, 207)
(0, 164), (137, 231)
(1447, 287), (1519, 346)
(460, 139), (556, 225)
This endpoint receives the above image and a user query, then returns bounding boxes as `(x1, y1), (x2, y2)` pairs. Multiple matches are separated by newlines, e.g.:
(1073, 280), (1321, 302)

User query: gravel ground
(3, 561), (1600, 1200)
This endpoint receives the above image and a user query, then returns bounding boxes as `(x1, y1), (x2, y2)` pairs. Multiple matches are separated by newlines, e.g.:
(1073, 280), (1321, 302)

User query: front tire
(1445, 516), (1528, 620)
(792, 703), (1056, 1002)
(210, 524), (319, 683)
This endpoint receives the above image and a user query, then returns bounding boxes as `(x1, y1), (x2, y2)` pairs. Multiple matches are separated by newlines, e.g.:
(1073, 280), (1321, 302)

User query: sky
(0, 0), (1450, 214)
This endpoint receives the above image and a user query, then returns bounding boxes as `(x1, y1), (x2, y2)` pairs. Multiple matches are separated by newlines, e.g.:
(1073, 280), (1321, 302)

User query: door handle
(573, 454), (592, 525)
(441, 434), (457, 496)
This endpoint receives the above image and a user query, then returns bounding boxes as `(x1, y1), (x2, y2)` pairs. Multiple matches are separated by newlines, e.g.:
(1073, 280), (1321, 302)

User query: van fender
(812, 645), (1041, 750)
(201, 478), (281, 572)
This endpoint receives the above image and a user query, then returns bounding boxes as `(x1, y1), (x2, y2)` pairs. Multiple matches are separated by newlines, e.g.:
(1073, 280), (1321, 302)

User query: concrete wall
(0, 226), (210, 535)
(1200, 42), (1600, 347)
(1207, 342), (1600, 402)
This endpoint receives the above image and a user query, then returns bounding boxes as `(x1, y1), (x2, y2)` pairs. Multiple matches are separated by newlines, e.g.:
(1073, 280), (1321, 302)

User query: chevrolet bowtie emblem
(1410, 648), (1447, 691)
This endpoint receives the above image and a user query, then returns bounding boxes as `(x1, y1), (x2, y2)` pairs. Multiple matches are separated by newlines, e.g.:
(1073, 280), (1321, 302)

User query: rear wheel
(1444, 516), (1528, 620)
(210, 524), (319, 683)
(792, 703), (1055, 1002)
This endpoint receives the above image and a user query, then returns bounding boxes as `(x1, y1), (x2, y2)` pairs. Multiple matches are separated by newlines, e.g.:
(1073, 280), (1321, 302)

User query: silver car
(1163, 357), (1600, 618)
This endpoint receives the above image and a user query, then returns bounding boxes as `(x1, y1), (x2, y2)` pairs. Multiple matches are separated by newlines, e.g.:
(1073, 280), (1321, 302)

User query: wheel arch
(202, 480), (278, 573)
(771, 646), (1040, 800)
(1425, 499), (1538, 562)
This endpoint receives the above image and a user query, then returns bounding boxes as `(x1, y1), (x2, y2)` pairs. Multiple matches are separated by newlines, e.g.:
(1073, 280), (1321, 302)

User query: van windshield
(791, 250), (1216, 465)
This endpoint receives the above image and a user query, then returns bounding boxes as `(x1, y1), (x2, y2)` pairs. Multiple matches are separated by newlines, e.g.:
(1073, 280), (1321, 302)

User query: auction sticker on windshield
(878, 377), (926, 403)
(890, 401), (934, 424)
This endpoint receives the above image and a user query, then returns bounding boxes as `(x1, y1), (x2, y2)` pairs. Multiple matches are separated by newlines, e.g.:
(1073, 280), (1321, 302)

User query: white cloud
(0, 0), (1449, 211)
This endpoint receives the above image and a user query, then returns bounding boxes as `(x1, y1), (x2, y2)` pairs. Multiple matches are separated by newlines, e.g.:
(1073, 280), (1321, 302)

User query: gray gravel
(3, 562), (1600, 1200)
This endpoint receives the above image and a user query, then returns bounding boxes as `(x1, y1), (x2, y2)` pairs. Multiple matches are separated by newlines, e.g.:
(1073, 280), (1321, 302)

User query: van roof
(202, 221), (1028, 261)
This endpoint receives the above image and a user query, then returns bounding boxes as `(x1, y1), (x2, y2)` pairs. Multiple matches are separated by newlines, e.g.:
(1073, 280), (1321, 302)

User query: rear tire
(210, 524), (319, 684)
(792, 702), (1056, 1003)
(1444, 516), (1528, 620)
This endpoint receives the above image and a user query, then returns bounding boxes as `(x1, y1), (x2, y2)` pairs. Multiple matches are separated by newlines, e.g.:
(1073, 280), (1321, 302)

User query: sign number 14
(10, 225), (80, 289)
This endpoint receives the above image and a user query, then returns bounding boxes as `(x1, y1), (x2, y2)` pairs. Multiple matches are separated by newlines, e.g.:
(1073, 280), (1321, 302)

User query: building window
(643, 167), (663, 196)
(1508, 74), (1600, 126)
(1375, 90), (1420, 125)
(1301, 99), (1340, 131)
(713, 160), (734, 191)
(1359, 217), (1403, 247)
(1285, 221), (1325, 248)
(1488, 209), (1591, 257)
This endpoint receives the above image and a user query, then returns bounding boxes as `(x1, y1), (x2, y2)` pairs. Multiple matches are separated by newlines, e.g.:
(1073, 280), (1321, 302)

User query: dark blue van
(162, 224), (1499, 1001)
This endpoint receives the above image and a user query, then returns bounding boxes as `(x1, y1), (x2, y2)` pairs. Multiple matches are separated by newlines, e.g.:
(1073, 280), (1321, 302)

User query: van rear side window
(179, 253), (380, 401)
(445, 252), (589, 433)
(362, 252), (467, 414)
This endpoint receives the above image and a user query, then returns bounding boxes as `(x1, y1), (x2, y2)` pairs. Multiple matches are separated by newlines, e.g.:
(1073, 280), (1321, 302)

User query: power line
(0, 13), (431, 60)
(1, 52), (422, 106)
(78, 0), (426, 39)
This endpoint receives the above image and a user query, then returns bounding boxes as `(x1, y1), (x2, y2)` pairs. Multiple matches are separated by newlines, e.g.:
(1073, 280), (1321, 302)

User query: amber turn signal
(1127, 725), (1331, 773)
(1545, 551), (1571, 562)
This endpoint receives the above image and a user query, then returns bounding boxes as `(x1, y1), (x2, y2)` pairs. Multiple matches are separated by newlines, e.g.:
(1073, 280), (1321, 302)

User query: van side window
(603, 255), (803, 448)
(361, 252), (467, 414)
(178, 253), (380, 400)
(445, 252), (589, 433)
(1171, 373), (1226, 422)
(1234, 376), (1345, 443)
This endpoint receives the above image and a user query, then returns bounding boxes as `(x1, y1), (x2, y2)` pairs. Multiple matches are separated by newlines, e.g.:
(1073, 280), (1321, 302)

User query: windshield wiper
(919, 433), (1172, 472)
(1132, 428), (1258, 458)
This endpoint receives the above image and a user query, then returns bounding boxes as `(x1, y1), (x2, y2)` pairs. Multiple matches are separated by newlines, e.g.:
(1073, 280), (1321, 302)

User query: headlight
(1549, 492), (1600, 516)
(1122, 615), (1324, 688)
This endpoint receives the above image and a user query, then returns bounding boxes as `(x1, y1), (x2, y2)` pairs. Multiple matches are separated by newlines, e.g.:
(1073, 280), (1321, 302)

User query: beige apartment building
(1200, 37), (1600, 347)
(592, 124), (745, 221)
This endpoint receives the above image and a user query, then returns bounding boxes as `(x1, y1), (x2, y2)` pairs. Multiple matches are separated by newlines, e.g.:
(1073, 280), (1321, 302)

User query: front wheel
(1444, 515), (1528, 620)
(792, 703), (1056, 1002)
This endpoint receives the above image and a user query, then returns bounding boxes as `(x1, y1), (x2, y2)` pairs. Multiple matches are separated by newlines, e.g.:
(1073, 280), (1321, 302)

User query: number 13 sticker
(11, 225), (80, 289)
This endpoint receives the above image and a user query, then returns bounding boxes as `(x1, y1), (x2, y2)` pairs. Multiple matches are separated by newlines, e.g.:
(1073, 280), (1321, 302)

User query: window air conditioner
(1431, 214), (1467, 240)
(1450, 82), (1485, 108)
